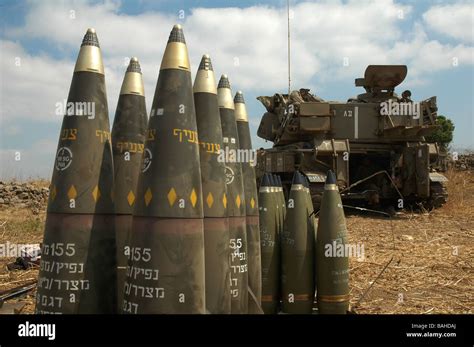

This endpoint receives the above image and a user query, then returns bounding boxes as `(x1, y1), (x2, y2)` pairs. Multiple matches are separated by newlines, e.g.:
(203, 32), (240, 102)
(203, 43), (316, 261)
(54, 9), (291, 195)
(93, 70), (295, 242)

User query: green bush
(425, 115), (455, 150)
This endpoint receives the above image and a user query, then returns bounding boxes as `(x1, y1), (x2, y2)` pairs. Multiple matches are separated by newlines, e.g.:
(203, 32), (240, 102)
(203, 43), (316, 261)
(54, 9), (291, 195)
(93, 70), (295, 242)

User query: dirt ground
(0, 171), (472, 314)
(348, 169), (473, 314)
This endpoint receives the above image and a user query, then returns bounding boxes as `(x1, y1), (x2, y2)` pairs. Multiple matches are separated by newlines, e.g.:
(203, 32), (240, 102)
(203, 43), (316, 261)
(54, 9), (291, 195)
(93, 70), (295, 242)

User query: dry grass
(1, 178), (50, 188)
(0, 171), (472, 314)
(27, 179), (50, 189)
(0, 205), (44, 313)
(348, 169), (474, 314)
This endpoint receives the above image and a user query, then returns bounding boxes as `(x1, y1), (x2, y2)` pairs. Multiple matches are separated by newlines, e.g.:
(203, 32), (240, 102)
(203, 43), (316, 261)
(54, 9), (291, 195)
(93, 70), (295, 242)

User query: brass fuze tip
(81, 28), (99, 47)
(121, 57), (144, 95)
(234, 91), (248, 121)
(198, 54), (214, 71)
(168, 24), (186, 43)
(75, 28), (103, 73)
(126, 57), (142, 74)
(217, 74), (234, 109)
(160, 25), (190, 71)
(218, 74), (231, 89)
(194, 54), (217, 94)
(234, 91), (245, 104)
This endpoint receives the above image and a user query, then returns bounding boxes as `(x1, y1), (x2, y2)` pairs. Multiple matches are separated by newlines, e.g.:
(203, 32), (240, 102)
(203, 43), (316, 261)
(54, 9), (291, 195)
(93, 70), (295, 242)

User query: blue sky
(0, 0), (473, 179)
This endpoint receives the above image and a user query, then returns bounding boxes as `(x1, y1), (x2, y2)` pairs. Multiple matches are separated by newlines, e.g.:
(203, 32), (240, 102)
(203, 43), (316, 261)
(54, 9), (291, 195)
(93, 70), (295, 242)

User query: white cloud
(0, 40), (72, 123)
(423, 2), (474, 43)
(1, 0), (473, 178)
(4, 0), (472, 104)
(386, 23), (474, 86)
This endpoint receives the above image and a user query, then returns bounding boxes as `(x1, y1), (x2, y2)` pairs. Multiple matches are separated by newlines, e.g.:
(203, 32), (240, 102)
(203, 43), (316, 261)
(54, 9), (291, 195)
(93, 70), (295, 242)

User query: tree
(425, 115), (455, 150)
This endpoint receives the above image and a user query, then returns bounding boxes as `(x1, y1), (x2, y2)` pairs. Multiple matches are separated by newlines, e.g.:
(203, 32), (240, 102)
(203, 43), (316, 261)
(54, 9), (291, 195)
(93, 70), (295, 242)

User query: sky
(0, 0), (473, 180)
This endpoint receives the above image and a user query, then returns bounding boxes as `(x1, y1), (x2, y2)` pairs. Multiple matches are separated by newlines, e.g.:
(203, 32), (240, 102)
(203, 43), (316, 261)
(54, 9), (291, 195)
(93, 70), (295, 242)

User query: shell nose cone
(198, 54), (214, 71)
(234, 91), (245, 104)
(325, 170), (337, 184)
(168, 24), (186, 43)
(218, 74), (231, 89)
(276, 175), (282, 187)
(234, 90), (248, 122)
(160, 24), (190, 71)
(261, 173), (271, 187)
(292, 171), (305, 186)
(217, 74), (234, 109)
(301, 173), (310, 188)
(81, 28), (100, 47)
(194, 54), (217, 94)
(268, 174), (276, 187)
(75, 28), (104, 74)
(271, 174), (278, 187)
(127, 57), (142, 73)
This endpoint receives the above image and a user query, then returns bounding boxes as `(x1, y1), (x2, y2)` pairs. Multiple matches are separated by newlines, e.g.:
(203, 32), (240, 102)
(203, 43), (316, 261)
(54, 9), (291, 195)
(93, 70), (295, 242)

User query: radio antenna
(287, 0), (291, 95)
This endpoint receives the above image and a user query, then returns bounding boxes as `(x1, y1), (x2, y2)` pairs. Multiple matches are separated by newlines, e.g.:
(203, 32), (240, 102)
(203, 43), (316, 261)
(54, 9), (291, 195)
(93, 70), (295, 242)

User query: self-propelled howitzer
(256, 65), (448, 209)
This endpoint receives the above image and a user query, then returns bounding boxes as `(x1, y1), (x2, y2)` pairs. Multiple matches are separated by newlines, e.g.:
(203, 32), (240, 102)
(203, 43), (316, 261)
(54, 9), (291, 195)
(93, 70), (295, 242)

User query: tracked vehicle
(256, 65), (448, 209)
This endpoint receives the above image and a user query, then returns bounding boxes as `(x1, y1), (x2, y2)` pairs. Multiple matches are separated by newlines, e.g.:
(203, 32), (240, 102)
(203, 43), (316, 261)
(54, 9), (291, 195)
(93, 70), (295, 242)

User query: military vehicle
(256, 65), (448, 210)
